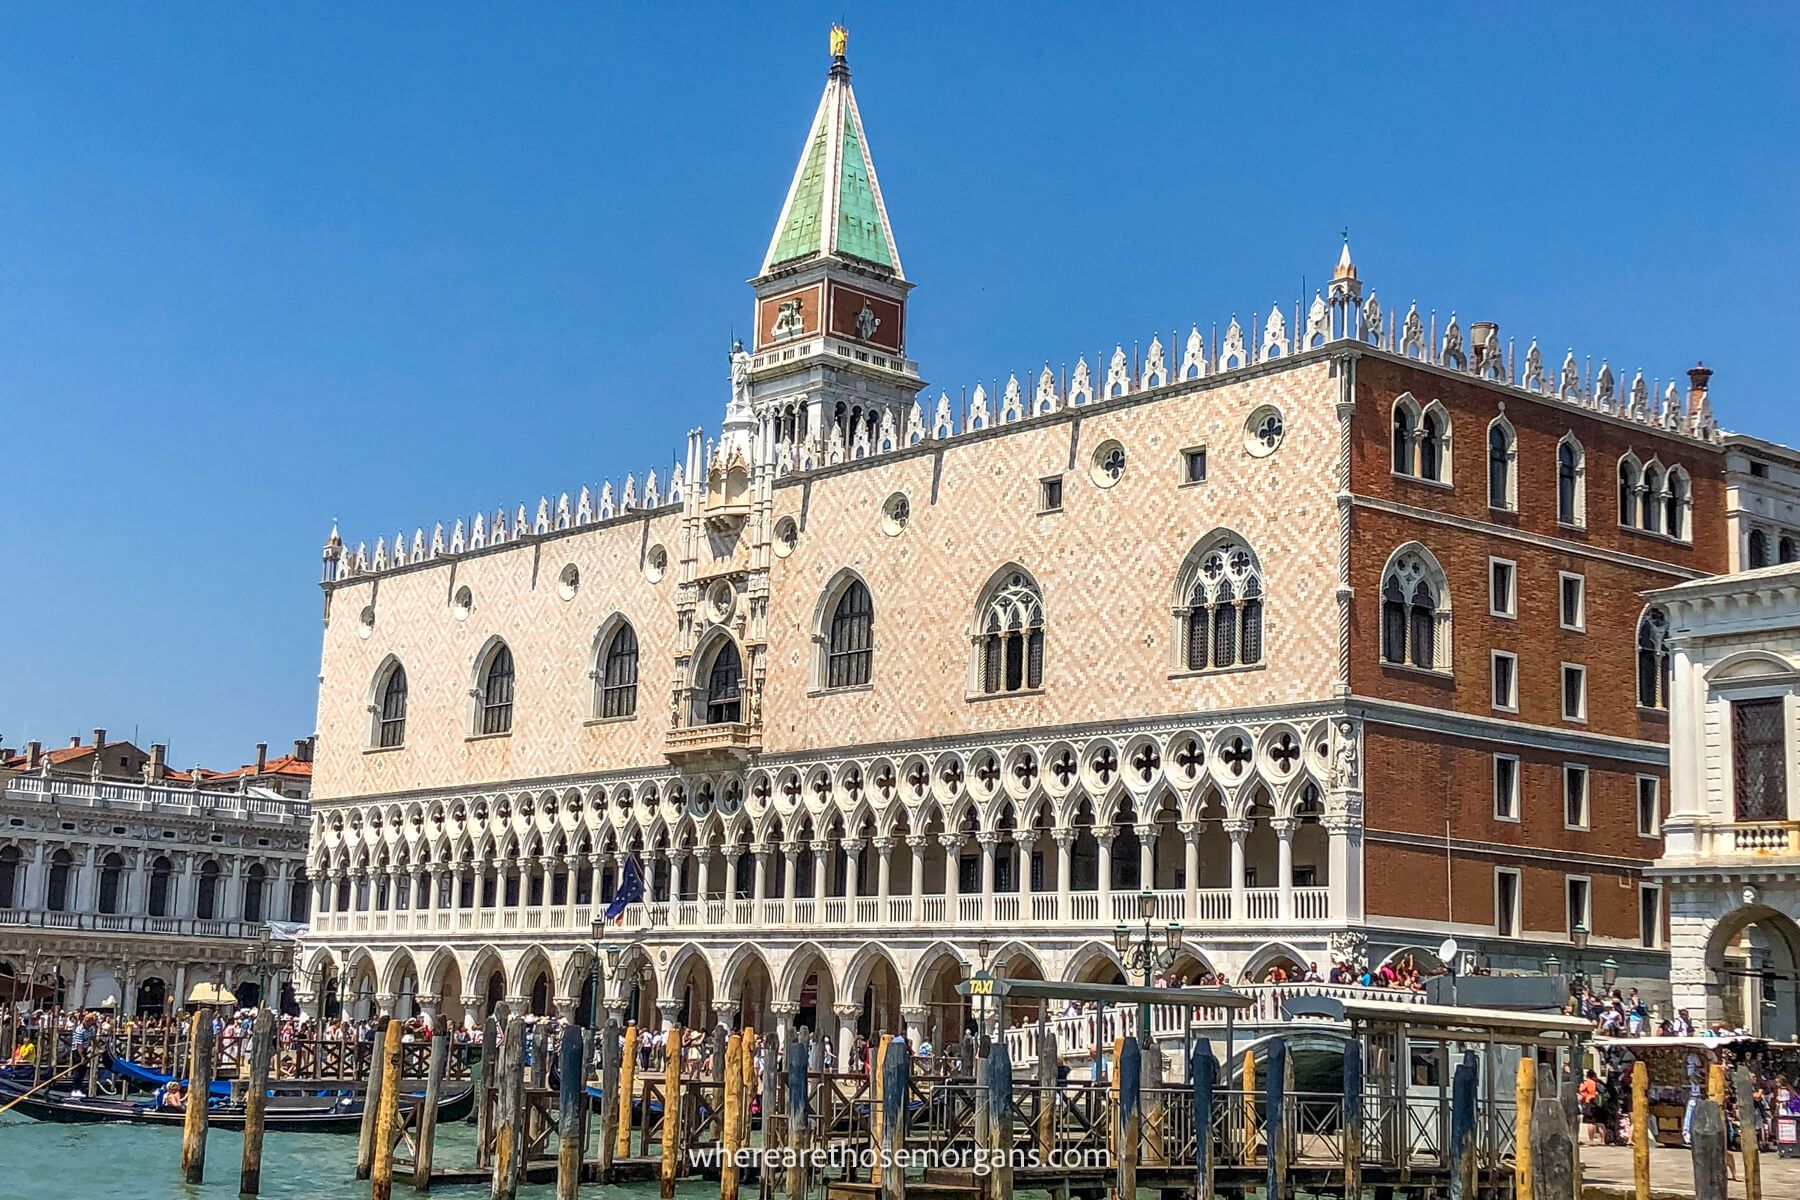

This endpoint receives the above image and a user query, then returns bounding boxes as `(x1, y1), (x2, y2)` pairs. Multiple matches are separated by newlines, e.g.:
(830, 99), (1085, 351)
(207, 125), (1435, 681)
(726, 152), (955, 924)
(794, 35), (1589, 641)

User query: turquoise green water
(0, 1111), (715, 1200)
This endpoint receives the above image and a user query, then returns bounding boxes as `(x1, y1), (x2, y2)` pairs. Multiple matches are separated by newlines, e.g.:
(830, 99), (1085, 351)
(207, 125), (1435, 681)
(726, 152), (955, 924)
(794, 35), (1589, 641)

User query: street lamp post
(243, 924), (285, 1014)
(1114, 888), (1183, 1046)
(587, 917), (610, 1029)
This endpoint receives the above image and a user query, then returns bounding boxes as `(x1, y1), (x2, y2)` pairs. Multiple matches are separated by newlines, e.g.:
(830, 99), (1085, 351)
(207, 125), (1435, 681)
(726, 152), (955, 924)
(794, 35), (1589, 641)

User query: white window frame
(1491, 650), (1519, 713)
(1489, 557), (1517, 619)
(1563, 763), (1590, 830)
(1639, 882), (1663, 949)
(1558, 571), (1586, 632)
(1493, 754), (1521, 822)
(1561, 663), (1588, 723)
(1566, 874), (1592, 937)
(1495, 867), (1522, 937)
(1636, 774), (1662, 838)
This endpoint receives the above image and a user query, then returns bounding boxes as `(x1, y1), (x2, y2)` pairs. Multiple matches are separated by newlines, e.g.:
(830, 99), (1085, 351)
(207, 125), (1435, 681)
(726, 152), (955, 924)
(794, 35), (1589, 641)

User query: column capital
(1051, 827), (1078, 848)
(936, 834), (961, 851)
(841, 839), (865, 854)
(712, 1001), (741, 1023)
(1177, 820), (1200, 840)
(899, 1006), (929, 1025)
(374, 991), (399, 1015)
(810, 840), (831, 854)
(769, 1001), (801, 1018)
(831, 1002), (861, 1020)
(1222, 818), (1251, 839)
(975, 831), (1003, 848)
(460, 994), (485, 1010)
(906, 835), (929, 850)
(1269, 817), (1298, 839)
(872, 837), (894, 855)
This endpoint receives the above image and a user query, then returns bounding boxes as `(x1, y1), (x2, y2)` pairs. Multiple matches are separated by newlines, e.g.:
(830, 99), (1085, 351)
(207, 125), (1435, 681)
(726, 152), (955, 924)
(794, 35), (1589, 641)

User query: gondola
(0, 1074), (476, 1132)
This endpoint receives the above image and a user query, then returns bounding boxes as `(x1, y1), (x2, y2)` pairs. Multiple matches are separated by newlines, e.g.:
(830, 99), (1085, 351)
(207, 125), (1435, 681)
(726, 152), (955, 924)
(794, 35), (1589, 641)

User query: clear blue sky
(2, 4), (1796, 769)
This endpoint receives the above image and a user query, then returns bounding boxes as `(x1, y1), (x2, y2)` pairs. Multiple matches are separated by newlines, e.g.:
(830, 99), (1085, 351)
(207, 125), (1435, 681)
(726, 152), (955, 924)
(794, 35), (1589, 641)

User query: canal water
(0, 1110), (717, 1200)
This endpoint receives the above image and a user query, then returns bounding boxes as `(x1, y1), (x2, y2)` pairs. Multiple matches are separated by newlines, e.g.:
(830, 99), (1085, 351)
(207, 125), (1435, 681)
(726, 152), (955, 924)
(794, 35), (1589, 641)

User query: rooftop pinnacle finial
(1334, 234), (1357, 282)
(830, 23), (848, 60)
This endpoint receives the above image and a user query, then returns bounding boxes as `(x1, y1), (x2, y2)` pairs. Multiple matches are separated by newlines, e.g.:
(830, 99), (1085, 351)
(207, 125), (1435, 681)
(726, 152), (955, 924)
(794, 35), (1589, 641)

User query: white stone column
(811, 841), (829, 903)
(1272, 818), (1297, 922)
(1054, 829), (1074, 921)
(782, 846), (797, 901)
(724, 851), (739, 903)
(1180, 821), (1200, 918)
(908, 835), (927, 915)
(694, 848), (714, 903)
(1096, 833), (1114, 914)
(834, 1003), (860, 1071)
(753, 847), (769, 903)
(874, 837), (893, 903)
(842, 840), (863, 902)
(1136, 824), (1155, 892)
(978, 832), (998, 920)
(939, 834), (961, 906)
(1225, 819), (1249, 920)
(901, 1006), (927, 1047)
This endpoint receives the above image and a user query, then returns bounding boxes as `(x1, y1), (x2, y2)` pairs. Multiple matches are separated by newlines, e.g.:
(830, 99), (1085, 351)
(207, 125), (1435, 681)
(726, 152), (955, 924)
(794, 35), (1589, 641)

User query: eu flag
(605, 857), (645, 924)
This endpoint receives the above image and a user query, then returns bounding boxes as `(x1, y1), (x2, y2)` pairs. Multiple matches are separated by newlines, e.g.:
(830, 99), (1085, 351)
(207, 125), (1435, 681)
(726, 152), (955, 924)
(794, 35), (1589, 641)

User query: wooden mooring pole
(413, 1015), (449, 1191)
(881, 1035), (910, 1200)
(615, 1023), (639, 1161)
(372, 1017), (404, 1200)
(179, 1009), (213, 1185)
(1264, 1037), (1288, 1200)
(1516, 1056), (1536, 1200)
(596, 1017), (621, 1184)
(555, 1023), (586, 1200)
(660, 1021), (682, 1200)
(1630, 1061), (1650, 1200)
(240, 1008), (275, 1196)
(491, 1014), (527, 1200)
(1530, 1096), (1574, 1200)
(1733, 1065), (1762, 1200)
(1240, 1040), (1257, 1164)
(357, 1016), (393, 1180)
(1449, 1050), (1477, 1200)
(786, 1030), (810, 1200)
(985, 1035), (1013, 1200)
(721, 1031), (745, 1200)
(1691, 1098), (1728, 1200)
(1114, 1035), (1139, 1200)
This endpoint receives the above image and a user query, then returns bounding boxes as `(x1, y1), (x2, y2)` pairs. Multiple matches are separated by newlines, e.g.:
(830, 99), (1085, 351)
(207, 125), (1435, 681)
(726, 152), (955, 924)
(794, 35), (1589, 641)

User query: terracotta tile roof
(209, 754), (313, 781)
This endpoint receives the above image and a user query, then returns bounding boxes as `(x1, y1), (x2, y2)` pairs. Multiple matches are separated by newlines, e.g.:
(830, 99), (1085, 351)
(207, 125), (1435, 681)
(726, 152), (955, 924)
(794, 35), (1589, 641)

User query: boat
(0, 1074), (477, 1132)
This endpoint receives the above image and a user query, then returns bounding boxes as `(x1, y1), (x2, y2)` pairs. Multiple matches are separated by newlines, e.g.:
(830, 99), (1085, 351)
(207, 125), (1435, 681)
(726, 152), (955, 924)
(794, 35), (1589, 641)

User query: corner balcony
(662, 721), (761, 769)
(1662, 819), (1800, 864)
(313, 884), (1334, 939)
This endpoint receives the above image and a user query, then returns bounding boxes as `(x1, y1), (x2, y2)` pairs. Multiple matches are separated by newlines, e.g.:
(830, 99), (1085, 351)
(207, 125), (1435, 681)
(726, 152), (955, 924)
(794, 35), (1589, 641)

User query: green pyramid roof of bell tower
(761, 45), (903, 280)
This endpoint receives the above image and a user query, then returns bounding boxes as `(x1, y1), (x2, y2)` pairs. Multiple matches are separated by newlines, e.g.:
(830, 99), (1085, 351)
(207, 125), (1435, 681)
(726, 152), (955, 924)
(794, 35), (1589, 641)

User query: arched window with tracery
(1641, 463), (1665, 533)
(375, 661), (407, 748)
(1557, 435), (1585, 526)
(477, 642), (515, 735)
(1487, 417), (1516, 510)
(704, 641), (743, 725)
(597, 623), (639, 719)
(1392, 401), (1416, 474)
(825, 579), (874, 689)
(1180, 537), (1265, 672)
(1665, 468), (1691, 541)
(1637, 607), (1672, 710)
(1379, 547), (1450, 671)
(976, 570), (1045, 694)
(1418, 406), (1447, 481)
(1618, 454), (1641, 528)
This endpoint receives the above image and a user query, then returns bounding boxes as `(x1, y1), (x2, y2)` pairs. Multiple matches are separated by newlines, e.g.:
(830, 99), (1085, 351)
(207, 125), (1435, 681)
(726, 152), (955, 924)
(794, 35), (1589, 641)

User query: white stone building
(1649, 561), (1800, 1039)
(0, 770), (311, 1013)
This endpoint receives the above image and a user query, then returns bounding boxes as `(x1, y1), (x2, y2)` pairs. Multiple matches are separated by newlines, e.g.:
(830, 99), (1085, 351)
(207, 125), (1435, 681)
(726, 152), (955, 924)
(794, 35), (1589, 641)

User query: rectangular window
(1561, 664), (1587, 722)
(1039, 476), (1064, 513)
(1181, 446), (1208, 485)
(1732, 698), (1789, 821)
(1637, 775), (1662, 837)
(1493, 754), (1520, 821)
(1495, 868), (1522, 937)
(1566, 875), (1591, 936)
(1563, 764), (1589, 829)
(1640, 884), (1663, 948)
(1559, 572), (1586, 631)
(1489, 558), (1517, 618)
(1491, 651), (1519, 712)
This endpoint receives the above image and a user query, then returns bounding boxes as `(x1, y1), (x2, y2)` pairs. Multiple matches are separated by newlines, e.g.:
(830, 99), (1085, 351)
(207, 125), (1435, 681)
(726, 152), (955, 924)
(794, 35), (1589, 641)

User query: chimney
(149, 743), (167, 782)
(294, 737), (314, 763)
(69, 735), (81, 748)
(1687, 361), (1713, 405)
(93, 727), (107, 749)
(25, 741), (41, 769)
(254, 742), (268, 774)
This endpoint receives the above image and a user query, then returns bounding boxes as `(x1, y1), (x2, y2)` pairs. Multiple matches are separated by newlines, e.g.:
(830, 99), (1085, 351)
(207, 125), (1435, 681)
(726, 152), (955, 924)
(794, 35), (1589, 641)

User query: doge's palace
(301, 29), (1748, 1059)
